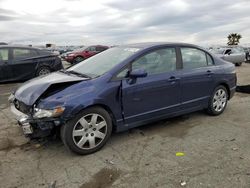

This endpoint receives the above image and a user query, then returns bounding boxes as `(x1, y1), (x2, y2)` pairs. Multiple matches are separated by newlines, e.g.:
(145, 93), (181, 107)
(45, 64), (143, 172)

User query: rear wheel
(207, 85), (228, 116)
(36, 66), (51, 76)
(61, 107), (112, 155)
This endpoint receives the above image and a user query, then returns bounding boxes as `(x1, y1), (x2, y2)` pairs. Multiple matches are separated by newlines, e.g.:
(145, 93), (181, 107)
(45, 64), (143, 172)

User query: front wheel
(235, 62), (242, 66)
(207, 85), (228, 116)
(61, 107), (112, 155)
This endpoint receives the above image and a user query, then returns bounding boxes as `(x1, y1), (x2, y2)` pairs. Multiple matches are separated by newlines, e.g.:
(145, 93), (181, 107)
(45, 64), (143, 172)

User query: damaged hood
(14, 71), (88, 106)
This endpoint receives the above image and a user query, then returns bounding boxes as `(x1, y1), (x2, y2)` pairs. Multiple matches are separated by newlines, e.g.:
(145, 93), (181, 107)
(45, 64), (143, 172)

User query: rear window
(211, 48), (225, 54)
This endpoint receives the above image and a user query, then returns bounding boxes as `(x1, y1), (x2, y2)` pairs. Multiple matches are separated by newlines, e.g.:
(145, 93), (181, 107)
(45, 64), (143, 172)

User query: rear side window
(13, 49), (37, 60)
(96, 47), (107, 52)
(181, 48), (210, 69)
(132, 48), (176, 75)
(0, 49), (9, 61)
(39, 49), (52, 55)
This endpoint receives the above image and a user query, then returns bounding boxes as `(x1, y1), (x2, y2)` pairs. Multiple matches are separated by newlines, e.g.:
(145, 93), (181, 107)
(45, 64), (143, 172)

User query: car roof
(0, 45), (41, 50)
(120, 42), (202, 49)
(90, 45), (109, 48)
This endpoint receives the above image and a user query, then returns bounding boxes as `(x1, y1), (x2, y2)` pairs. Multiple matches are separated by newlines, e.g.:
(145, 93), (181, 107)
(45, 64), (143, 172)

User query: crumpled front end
(8, 71), (89, 138)
(9, 93), (64, 138)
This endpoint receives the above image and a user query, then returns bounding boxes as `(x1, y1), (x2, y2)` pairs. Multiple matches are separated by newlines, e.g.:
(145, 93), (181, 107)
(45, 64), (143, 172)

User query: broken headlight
(33, 106), (65, 119)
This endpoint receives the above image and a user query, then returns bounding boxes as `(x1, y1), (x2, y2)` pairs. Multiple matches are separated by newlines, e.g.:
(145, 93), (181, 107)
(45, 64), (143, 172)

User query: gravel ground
(0, 62), (249, 188)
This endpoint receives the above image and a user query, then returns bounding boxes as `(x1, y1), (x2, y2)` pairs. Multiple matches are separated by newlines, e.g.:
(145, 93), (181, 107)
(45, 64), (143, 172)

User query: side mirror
(130, 68), (147, 78)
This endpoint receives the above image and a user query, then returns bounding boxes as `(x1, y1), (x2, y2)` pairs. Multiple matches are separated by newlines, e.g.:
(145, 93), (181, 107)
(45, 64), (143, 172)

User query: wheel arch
(216, 82), (230, 99)
(71, 103), (118, 132)
(75, 55), (84, 59)
(35, 65), (51, 76)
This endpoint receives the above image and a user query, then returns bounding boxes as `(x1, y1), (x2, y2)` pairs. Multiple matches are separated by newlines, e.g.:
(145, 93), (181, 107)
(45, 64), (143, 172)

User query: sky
(0, 0), (250, 46)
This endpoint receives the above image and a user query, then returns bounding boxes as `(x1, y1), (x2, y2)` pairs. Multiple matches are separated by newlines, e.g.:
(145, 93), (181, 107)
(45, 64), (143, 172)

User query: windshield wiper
(61, 70), (92, 79)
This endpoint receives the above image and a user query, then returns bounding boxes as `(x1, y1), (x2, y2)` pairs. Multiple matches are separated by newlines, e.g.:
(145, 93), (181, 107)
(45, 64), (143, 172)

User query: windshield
(73, 47), (88, 52)
(67, 47), (141, 77)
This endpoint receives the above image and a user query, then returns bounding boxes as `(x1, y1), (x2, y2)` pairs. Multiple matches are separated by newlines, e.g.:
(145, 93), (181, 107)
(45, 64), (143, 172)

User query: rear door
(0, 48), (12, 81)
(121, 47), (181, 124)
(179, 47), (215, 109)
(9, 48), (38, 80)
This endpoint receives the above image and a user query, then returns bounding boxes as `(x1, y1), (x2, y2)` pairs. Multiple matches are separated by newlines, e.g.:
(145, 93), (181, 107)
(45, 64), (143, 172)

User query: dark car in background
(0, 45), (63, 82)
(9, 43), (236, 155)
(63, 45), (109, 64)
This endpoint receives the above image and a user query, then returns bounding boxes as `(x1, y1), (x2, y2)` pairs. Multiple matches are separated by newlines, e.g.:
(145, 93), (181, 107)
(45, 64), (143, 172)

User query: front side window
(13, 49), (34, 60)
(181, 48), (207, 69)
(224, 49), (232, 55)
(0, 49), (9, 61)
(132, 48), (176, 75)
(116, 67), (129, 78)
(88, 47), (96, 51)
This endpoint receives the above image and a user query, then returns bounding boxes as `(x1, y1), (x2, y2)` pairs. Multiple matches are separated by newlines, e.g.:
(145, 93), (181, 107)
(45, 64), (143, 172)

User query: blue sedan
(9, 43), (236, 155)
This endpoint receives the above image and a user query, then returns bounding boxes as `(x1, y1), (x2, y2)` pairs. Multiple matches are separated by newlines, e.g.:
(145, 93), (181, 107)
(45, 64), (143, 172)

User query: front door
(122, 47), (181, 124)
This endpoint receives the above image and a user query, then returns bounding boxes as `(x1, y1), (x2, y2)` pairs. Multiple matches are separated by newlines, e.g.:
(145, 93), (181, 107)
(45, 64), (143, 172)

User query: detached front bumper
(9, 99), (61, 138)
(9, 100), (34, 135)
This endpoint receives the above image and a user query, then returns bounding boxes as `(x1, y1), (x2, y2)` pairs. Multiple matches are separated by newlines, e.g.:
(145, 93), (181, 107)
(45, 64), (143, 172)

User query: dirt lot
(0, 63), (250, 188)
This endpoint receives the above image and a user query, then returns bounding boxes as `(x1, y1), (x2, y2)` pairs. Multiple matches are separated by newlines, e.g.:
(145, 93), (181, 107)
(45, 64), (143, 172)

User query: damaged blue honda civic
(9, 43), (237, 155)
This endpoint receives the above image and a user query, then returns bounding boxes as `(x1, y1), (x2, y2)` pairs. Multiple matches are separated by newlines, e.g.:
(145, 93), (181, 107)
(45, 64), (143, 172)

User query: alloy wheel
(72, 113), (107, 149)
(212, 89), (227, 112)
(39, 68), (50, 75)
(75, 57), (84, 62)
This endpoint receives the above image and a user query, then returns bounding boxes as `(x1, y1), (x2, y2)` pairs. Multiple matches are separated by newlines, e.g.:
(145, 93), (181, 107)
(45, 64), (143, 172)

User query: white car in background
(210, 46), (245, 66)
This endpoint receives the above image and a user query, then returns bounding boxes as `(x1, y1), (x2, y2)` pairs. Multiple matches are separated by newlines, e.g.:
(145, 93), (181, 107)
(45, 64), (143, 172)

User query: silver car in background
(210, 46), (245, 66)
(243, 47), (250, 62)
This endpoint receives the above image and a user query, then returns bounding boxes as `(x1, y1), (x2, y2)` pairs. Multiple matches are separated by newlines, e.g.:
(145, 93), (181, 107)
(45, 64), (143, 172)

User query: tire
(235, 62), (242, 66)
(74, 56), (84, 63)
(36, 66), (51, 76)
(61, 107), (112, 155)
(207, 85), (228, 116)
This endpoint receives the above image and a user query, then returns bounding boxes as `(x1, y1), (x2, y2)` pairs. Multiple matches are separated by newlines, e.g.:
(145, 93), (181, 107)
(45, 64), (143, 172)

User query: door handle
(206, 70), (213, 76)
(168, 76), (179, 83)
